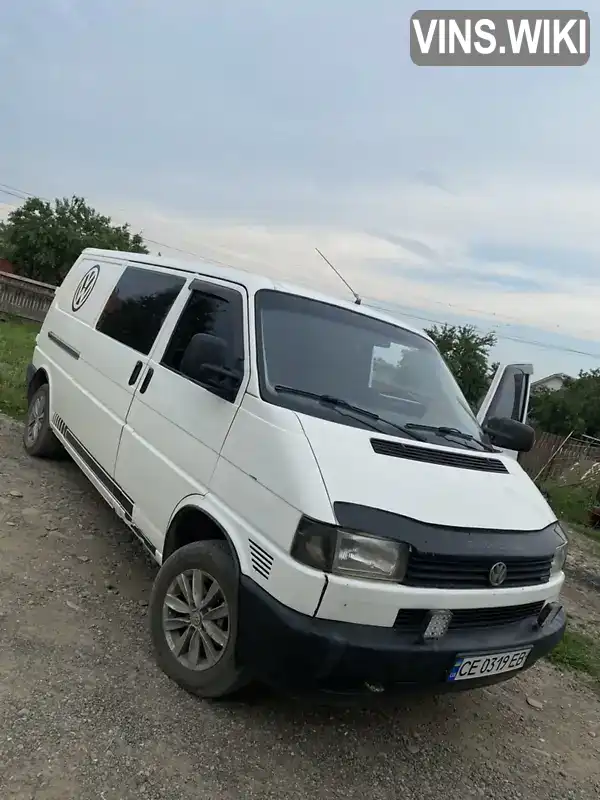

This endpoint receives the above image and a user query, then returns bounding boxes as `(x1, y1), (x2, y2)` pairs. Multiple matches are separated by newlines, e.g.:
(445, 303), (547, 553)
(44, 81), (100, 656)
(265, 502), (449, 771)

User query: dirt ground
(1, 413), (599, 800)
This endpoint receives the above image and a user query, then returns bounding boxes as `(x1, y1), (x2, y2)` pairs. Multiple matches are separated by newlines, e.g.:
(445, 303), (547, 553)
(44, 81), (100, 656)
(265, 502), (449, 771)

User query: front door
(113, 277), (250, 552)
(476, 363), (533, 460)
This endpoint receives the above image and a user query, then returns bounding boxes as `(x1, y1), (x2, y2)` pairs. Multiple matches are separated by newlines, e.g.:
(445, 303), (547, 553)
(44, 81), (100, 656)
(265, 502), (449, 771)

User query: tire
(23, 384), (64, 459)
(149, 540), (251, 699)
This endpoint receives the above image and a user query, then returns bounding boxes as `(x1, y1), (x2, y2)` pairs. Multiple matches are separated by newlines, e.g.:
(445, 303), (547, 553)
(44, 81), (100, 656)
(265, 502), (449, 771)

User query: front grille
(395, 601), (545, 633)
(370, 438), (508, 473)
(405, 552), (553, 589)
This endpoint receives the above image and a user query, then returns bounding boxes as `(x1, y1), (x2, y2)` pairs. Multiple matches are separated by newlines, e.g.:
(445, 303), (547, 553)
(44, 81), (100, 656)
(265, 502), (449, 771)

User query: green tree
(0, 195), (148, 284)
(530, 370), (600, 437)
(425, 323), (498, 410)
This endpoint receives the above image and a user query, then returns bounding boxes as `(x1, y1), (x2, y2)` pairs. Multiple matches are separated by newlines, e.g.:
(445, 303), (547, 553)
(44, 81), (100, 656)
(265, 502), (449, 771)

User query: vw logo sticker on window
(488, 562), (508, 587)
(72, 264), (100, 312)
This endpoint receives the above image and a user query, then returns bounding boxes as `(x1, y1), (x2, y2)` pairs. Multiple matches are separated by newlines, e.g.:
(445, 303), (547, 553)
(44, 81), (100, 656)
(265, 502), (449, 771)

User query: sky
(1, 0), (599, 380)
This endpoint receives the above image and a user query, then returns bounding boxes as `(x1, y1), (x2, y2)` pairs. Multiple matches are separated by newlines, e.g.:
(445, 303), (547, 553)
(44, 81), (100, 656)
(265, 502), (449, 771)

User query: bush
(542, 482), (595, 527)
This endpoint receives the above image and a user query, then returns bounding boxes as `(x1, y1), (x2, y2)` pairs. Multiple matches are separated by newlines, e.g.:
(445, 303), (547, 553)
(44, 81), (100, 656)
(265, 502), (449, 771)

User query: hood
(297, 414), (556, 531)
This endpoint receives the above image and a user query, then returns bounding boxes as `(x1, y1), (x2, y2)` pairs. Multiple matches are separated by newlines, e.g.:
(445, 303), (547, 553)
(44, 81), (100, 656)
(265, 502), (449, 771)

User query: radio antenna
(315, 248), (362, 305)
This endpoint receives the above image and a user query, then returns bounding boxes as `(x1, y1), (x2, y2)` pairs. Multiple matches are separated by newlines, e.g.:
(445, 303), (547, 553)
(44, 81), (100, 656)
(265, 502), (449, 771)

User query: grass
(540, 483), (600, 680)
(568, 521), (600, 547)
(549, 628), (600, 681)
(0, 315), (40, 419)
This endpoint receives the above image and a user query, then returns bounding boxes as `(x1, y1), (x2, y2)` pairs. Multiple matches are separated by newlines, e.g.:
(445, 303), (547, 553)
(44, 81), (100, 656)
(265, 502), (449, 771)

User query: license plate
(447, 647), (532, 682)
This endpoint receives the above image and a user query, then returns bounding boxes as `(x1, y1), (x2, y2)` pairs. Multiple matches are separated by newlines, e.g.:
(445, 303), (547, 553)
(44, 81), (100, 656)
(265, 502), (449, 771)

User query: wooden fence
(519, 430), (600, 481)
(0, 270), (56, 322)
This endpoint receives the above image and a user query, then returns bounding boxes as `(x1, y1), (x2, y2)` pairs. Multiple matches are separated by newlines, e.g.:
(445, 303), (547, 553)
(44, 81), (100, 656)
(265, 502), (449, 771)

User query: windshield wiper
(404, 423), (496, 452)
(273, 385), (427, 442)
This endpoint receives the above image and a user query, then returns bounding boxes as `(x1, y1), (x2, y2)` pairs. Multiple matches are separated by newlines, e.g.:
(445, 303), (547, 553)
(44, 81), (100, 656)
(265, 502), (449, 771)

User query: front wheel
(149, 540), (250, 699)
(23, 384), (64, 459)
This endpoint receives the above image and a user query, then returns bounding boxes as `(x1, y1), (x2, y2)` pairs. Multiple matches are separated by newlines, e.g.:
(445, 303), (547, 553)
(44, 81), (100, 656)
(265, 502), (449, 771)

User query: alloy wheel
(26, 393), (46, 446)
(161, 569), (230, 671)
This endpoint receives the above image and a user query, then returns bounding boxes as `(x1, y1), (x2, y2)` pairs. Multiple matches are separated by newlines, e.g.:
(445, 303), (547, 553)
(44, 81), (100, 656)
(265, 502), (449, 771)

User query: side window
(162, 283), (244, 377)
(96, 266), (185, 355)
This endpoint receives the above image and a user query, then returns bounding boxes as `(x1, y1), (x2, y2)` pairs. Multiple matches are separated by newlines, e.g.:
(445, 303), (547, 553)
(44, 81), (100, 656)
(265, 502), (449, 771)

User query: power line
(0, 182), (582, 339)
(3, 185), (286, 279)
(0, 185), (36, 202)
(365, 301), (600, 360)
(0, 184), (239, 267)
(0, 183), (33, 197)
(0, 182), (598, 360)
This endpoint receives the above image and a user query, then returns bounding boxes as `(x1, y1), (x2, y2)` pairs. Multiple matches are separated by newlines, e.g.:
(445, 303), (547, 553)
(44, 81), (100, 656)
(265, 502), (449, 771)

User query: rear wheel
(149, 540), (251, 699)
(23, 384), (64, 459)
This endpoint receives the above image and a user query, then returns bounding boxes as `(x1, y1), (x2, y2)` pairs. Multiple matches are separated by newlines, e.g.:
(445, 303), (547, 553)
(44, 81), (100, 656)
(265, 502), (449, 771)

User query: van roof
(82, 248), (432, 342)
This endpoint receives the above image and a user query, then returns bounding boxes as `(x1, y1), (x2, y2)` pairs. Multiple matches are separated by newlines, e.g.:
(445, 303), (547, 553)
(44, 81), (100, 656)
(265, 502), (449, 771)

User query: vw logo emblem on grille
(72, 264), (100, 312)
(489, 562), (508, 587)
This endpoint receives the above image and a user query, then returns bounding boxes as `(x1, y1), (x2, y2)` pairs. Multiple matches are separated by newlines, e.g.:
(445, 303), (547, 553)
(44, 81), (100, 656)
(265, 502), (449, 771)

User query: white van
(24, 248), (567, 700)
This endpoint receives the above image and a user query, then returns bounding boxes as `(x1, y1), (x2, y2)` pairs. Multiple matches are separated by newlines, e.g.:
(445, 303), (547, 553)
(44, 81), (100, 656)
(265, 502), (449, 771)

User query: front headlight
(551, 541), (568, 575)
(334, 530), (409, 581)
(291, 516), (409, 582)
(551, 523), (568, 575)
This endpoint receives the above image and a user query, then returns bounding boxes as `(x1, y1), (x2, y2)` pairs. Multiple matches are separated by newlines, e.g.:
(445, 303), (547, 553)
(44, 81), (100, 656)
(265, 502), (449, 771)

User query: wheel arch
(162, 501), (243, 573)
(27, 365), (52, 404)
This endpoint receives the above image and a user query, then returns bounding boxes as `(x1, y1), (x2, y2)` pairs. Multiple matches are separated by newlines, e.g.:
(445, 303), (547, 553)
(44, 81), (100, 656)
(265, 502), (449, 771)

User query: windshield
(254, 290), (485, 445)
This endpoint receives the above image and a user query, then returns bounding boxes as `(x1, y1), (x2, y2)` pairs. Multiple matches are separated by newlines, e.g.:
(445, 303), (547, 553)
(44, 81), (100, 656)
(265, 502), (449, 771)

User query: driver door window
(161, 283), (245, 388)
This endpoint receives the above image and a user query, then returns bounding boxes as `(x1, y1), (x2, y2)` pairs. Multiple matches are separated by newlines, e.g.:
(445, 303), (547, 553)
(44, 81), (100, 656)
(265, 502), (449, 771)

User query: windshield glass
(254, 290), (484, 444)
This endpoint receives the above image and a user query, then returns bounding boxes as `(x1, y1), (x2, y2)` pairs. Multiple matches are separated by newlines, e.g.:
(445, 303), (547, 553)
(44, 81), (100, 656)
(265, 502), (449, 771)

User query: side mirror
(483, 416), (535, 453)
(180, 333), (243, 401)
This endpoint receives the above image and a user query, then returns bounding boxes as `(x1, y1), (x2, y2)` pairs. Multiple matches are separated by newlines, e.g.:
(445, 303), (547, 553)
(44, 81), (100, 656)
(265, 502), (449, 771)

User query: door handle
(128, 360), (143, 385)
(139, 367), (154, 394)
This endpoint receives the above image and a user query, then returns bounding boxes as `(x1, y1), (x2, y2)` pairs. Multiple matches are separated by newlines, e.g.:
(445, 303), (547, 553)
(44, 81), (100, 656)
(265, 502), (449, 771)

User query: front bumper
(236, 576), (566, 698)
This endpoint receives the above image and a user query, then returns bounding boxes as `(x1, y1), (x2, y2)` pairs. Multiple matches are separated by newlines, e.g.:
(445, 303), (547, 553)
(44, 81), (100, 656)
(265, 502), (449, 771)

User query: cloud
(108, 160), (600, 343)
(1, 0), (599, 378)
(0, 204), (14, 221)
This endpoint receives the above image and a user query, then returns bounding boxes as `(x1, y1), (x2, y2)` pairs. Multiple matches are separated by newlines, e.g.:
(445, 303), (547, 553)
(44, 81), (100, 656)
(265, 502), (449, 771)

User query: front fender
(165, 492), (326, 617)
(165, 493), (252, 574)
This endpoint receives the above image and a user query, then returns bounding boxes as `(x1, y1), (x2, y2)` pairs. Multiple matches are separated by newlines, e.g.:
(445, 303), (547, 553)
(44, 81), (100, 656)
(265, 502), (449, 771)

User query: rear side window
(96, 266), (185, 355)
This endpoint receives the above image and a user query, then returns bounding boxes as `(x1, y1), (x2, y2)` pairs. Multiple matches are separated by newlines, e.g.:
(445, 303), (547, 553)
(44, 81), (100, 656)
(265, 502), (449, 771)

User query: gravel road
(1, 413), (599, 800)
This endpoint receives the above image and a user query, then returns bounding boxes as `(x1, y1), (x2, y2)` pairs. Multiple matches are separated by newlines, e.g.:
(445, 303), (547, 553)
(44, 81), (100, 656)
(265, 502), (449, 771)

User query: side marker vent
(52, 414), (67, 436)
(248, 539), (274, 580)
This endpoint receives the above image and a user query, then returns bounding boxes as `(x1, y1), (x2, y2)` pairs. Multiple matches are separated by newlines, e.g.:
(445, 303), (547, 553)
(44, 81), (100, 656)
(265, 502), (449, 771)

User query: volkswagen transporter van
(23, 249), (567, 700)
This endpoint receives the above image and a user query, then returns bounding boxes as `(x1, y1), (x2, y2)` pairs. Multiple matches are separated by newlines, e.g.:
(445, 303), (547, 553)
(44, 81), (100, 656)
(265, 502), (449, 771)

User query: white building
(531, 373), (571, 393)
